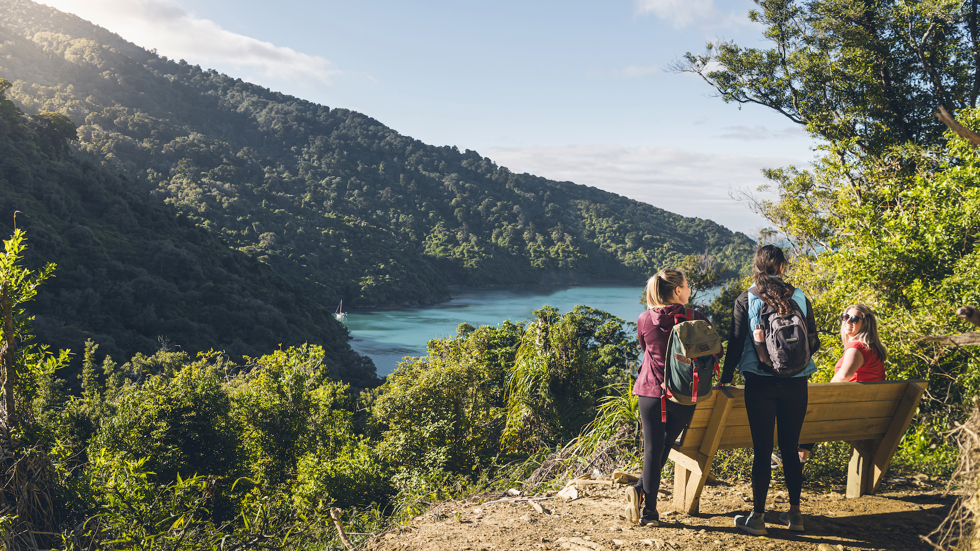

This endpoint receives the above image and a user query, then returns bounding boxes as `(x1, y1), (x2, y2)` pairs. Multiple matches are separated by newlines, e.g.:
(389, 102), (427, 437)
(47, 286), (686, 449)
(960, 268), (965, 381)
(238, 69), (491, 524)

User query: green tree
(88, 354), (240, 494)
(369, 323), (518, 473)
(501, 306), (636, 452)
(231, 345), (364, 494)
(0, 229), (64, 431)
(679, 0), (980, 157)
(707, 276), (751, 347)
(677, 251), (726, 305)
(29, 111), (77, 153)
(0, 229), (69, 550)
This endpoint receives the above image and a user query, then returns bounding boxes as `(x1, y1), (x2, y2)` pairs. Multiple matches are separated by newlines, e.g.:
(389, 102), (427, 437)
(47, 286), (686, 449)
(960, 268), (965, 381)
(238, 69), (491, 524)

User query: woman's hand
(831, 347), (865, 382)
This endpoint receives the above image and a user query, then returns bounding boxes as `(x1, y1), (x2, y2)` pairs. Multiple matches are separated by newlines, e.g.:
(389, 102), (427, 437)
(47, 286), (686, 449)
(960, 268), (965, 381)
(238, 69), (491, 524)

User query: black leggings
(634, 396), (696, 514)
(743, 374), (808, 513)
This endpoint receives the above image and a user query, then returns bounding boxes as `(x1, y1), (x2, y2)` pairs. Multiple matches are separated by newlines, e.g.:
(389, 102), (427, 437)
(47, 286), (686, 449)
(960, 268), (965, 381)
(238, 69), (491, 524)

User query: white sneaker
(625, 486), (641, 525)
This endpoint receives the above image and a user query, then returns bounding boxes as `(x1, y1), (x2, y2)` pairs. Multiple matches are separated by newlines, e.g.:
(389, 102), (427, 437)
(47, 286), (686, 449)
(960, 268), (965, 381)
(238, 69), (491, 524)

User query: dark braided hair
(753, 245), (796, 315)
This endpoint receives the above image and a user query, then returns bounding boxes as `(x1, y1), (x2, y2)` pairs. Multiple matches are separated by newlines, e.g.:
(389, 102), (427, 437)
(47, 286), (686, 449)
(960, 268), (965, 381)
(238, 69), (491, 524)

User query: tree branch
(968, 0), (980, 106)
(936, 105), (980, 147)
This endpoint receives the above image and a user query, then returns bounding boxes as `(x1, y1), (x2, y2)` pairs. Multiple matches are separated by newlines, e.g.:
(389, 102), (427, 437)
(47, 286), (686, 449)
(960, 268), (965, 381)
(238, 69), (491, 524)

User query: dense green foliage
(41, 344), (387, 549)
(13, 254), (637, 547)
(366, 306), (634, 472)
(0, 0), (753, 316)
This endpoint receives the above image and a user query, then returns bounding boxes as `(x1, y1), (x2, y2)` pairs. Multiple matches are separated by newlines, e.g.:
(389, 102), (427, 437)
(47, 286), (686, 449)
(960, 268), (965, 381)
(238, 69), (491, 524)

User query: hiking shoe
(639, 511), (659, 527)
(625, 486), (641, 525)
(779, 511), (804, 532)
(735, 513), (768, 536)
(770, 451), (782, 469)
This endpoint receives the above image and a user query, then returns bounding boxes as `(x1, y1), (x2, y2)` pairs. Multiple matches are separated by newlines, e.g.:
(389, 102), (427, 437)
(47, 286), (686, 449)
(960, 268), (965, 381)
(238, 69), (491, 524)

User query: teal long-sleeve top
(718, 285), (820, 384)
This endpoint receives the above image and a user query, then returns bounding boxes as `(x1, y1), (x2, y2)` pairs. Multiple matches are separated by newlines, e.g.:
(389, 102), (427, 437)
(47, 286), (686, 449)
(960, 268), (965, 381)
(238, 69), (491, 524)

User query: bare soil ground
(362, 476), (953, 551)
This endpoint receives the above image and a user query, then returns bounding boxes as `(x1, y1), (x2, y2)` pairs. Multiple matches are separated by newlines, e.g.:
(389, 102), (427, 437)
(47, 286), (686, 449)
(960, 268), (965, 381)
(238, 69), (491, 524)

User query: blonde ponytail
(646, 269), (685, 309)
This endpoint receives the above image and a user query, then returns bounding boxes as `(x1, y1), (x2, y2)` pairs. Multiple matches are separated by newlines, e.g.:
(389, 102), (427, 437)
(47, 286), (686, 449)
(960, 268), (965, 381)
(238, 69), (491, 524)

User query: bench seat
(668, 379), (927, 514)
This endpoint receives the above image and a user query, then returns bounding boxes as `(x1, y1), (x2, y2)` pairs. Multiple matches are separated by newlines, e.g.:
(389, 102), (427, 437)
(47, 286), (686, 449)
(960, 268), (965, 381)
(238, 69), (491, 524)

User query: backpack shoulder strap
(673, 308), (692, 325)
(790, 288), (808, 315)
(746, 287), (764, 328)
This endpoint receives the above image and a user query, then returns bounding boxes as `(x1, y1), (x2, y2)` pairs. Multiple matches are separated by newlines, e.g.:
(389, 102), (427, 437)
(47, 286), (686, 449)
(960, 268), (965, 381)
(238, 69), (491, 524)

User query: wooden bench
(668, 379), (928, 515)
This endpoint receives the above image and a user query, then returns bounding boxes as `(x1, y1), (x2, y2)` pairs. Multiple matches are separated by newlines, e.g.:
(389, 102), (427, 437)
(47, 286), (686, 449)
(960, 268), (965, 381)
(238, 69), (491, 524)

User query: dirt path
(362, 477), (953, 551)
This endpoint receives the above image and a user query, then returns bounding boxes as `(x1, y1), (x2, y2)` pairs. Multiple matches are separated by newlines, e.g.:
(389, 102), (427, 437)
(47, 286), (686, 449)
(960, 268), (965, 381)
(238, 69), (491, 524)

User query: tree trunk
(1, 284), (16, 430)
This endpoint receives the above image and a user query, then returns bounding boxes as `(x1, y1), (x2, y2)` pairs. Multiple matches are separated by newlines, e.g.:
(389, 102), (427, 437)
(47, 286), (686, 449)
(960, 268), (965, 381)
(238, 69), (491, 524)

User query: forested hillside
(0, 79), (376, 386)
(0, 0), (753, 315)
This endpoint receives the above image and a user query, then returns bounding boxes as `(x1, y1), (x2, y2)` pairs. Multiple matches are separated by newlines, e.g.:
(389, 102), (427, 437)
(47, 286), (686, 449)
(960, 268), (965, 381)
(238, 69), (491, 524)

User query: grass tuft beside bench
(668, 379), (928, 515)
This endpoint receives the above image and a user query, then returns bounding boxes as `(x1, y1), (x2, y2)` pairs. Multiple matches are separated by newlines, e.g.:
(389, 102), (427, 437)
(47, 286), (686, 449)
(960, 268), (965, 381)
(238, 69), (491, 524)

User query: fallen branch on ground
(481, 496), (553, 504)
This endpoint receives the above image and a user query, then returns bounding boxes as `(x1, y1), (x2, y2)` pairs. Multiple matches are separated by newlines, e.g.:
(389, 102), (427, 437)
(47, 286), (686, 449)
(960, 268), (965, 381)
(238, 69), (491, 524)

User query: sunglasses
(841, 313), (865, 323)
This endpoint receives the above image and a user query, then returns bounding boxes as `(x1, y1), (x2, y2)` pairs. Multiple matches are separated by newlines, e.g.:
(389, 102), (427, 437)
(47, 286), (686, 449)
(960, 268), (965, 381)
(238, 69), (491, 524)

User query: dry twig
(330, 508), (355, 551)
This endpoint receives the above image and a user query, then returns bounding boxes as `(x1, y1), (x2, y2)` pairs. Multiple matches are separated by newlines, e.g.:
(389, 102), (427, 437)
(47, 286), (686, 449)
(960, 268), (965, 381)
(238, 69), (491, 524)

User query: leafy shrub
(292, 439), (387, 510)
(89, 358), (240, 488)
(74, 452), (220, 550)
(369, 322), (517, 473)
(502, 306), (635, 453)
(231, 345), (359, 488)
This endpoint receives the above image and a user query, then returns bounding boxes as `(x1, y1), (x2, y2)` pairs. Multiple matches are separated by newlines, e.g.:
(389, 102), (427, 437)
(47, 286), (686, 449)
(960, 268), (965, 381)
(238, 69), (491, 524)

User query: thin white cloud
(635, 0), (755, 30)
(483, 144), (802, 235)
(719, 125), (808, 141)
(622, 64), (660, 77)
(635, 0), (717, 28)
(40, 0), (340, 84)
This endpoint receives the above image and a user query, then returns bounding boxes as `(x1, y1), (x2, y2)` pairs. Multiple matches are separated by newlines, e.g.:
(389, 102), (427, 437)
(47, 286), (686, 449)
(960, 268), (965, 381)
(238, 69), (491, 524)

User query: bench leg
(846, 439), (875, 498)
(868, 381), (927, 495)
(683, 464), (704, 514)
(673, 464), (692, 512)
(668, 450), (710, 514)
(667, 388), (734, 515)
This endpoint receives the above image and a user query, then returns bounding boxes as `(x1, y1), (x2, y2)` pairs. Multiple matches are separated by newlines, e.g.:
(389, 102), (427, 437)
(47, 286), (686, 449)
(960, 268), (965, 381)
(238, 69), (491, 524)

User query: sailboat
(335, 300), (347, 323)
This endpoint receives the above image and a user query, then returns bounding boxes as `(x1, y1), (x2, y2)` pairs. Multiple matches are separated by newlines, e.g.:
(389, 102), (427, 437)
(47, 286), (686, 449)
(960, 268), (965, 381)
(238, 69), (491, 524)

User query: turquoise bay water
(346, 284), (661, 377)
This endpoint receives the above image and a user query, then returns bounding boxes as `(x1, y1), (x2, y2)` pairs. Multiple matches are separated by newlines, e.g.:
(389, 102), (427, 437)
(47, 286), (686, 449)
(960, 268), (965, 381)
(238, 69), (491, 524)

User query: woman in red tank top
(831, 304), (887, 383)
(791, 304), (887, 463)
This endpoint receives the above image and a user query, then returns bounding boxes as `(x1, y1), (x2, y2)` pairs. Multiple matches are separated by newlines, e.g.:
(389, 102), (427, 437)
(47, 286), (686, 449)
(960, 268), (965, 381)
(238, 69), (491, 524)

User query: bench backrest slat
(806, 381), (910, 404)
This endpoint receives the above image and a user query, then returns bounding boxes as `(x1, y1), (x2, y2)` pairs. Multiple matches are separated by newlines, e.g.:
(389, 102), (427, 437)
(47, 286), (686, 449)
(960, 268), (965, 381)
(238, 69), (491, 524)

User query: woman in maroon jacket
(625, 268), (711, 526)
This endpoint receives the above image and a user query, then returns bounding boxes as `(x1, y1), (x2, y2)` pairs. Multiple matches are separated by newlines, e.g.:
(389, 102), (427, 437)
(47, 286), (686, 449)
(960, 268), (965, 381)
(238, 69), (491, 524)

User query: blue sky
(40, 0), (819, 235)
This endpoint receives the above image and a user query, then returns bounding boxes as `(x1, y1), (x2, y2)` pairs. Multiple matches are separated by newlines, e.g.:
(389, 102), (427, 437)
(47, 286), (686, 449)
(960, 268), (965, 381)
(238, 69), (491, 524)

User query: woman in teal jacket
(718, 245), (819, 536)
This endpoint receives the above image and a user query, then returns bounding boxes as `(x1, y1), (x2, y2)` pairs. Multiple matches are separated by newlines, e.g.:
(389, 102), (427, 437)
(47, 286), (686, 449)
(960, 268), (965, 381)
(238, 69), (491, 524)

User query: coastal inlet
(346, 284), (722, 376)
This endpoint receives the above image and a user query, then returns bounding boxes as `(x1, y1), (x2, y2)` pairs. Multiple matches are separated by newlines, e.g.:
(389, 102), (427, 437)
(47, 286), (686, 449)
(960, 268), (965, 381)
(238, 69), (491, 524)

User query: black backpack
(749, 288), (810, 377)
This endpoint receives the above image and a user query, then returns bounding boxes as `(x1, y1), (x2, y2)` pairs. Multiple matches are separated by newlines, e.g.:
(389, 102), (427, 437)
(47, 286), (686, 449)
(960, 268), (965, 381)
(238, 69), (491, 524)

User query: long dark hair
(753, 245), (796, 315)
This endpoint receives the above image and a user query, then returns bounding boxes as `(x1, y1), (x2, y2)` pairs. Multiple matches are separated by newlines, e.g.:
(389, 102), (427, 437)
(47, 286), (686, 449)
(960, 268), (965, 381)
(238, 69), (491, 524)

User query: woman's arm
(719, 292), (748, 385)
(831, 347), (865, 382)
(636, 314), (649, 376)
(804, 296), (820, 354)
(637, 313), (648, 350)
